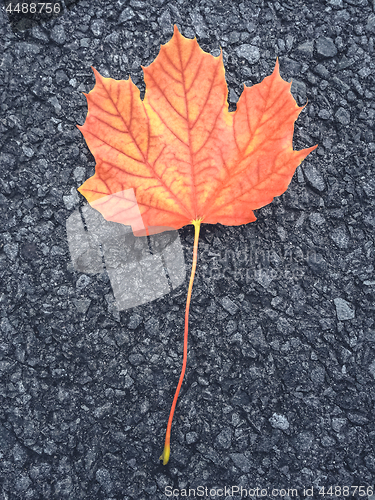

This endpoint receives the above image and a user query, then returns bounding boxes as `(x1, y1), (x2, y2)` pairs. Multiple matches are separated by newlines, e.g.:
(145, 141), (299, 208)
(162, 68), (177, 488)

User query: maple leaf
(77, 25), (317, 465)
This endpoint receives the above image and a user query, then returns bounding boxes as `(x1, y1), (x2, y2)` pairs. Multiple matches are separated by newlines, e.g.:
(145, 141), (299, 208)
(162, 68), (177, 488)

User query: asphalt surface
(1, 0), (375, 498)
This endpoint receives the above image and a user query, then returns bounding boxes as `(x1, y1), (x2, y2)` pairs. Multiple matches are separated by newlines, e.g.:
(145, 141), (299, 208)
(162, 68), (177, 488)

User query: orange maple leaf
(77, 25), (317, 465)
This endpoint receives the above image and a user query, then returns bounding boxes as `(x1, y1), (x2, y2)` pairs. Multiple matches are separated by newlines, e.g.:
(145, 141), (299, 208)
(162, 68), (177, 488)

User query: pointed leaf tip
(274, 57), (280, 74)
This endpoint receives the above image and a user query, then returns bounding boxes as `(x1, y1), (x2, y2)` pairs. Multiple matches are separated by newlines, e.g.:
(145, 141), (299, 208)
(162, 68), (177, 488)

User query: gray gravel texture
(1, 0), (375, 498)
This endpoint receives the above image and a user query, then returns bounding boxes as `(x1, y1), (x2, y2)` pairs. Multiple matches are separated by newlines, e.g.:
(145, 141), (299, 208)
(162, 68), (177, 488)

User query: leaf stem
(159, 218), (202, 465)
